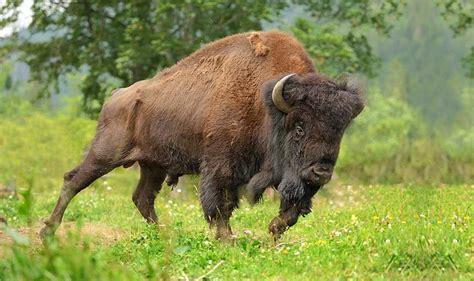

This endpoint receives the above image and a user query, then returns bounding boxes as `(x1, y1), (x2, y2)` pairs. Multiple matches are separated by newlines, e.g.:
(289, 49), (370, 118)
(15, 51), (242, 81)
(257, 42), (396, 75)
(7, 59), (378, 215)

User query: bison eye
(295, 125), (304, 136)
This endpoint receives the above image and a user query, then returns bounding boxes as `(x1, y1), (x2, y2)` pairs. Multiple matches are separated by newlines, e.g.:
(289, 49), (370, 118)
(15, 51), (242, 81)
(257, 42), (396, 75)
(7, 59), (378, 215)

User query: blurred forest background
(0, 0), (473, 189)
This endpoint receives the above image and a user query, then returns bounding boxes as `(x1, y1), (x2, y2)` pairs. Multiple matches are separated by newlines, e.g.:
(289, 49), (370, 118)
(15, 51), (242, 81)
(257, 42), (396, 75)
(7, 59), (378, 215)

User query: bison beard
(40, 31), (364, 241)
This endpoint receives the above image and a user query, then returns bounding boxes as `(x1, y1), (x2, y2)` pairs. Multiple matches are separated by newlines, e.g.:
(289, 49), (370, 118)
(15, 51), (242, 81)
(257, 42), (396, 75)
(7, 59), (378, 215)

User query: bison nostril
(302, 166), (332, 186)
(314, 165), (330, 173)
(311, 167), (331, 181)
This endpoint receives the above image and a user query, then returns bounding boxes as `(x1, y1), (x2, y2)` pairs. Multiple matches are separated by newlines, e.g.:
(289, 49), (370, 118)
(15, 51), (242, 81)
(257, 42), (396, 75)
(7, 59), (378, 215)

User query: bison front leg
(40, 159), (115, 240)
(268, 188), (317, 240)
(200, 171), (239, 241)
(268, 204), (301, 240)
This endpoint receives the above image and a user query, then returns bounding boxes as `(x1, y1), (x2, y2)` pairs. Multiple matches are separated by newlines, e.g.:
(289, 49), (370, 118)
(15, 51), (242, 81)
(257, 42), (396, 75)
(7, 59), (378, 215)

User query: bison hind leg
(63, 166), (80, 181)
(40, 157), (118, 240)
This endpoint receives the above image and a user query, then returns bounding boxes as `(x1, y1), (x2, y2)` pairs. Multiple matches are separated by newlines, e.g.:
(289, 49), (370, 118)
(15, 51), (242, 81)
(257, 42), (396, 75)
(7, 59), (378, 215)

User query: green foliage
(294, 0), (405, 34)
(0, 94), (34, 117)
(0, 102), (95, 190)
(441, 87), (474, 162)
(438, 0), (474, 34)
(0, 0), (22, 31)
(443, 127), (474, 162)
(291, 18), (379, 77)
(338, 86), (473, 183)
(339, 87), (418, 166)
(438, 0), (474, 78)
(287, 0), (407, 77)
(0, 59), (48, 112)
(372, 0), (473, 126)
(463, 46), (474, 78)
(0, 234), (138, 280)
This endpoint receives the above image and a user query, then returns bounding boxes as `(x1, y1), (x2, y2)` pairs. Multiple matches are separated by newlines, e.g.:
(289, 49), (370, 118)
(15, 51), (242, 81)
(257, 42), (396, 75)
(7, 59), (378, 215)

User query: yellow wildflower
(315, 239), (327, 246)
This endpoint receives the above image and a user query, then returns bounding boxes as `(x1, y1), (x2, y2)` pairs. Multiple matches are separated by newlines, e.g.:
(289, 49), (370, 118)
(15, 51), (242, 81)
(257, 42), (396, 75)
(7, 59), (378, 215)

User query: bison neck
(258, 111), (288, 179)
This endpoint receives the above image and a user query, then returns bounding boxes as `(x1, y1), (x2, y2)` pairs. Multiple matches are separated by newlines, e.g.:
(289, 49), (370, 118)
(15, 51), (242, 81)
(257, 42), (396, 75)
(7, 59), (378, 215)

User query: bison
(40, 31), (364, 241)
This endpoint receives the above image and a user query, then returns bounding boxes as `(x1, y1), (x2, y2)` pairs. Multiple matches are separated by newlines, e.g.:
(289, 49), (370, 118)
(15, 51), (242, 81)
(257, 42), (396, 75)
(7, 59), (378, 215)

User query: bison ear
(348, 79), (365, 119)
(350, 96), (364, 119)
(337, 75), (365, 119)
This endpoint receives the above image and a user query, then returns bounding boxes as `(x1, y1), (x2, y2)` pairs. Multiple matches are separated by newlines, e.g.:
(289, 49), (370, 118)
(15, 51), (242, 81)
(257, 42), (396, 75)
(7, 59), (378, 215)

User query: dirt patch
(0, 221), (127, 250)
(57, 221), (127, 242)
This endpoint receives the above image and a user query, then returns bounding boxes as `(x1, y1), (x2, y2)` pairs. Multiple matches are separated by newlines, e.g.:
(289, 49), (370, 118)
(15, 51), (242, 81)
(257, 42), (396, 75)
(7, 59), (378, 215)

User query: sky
(0, 0), (33, 38)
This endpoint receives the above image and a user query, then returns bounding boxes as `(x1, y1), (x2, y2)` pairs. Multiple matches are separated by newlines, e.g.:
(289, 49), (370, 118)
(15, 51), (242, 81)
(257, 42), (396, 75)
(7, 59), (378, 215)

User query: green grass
(0, 169), (473, 280)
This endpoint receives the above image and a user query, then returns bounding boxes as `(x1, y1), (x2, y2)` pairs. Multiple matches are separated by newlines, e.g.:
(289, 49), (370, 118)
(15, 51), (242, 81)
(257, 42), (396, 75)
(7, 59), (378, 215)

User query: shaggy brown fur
(40, 31), (363, 241)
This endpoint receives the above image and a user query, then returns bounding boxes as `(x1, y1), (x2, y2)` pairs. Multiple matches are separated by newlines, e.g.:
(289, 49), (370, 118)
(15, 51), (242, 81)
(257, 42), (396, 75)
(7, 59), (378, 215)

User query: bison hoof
(268, 217), (288, 241)
(39, 222), (57, 242)
(216, 233), (236, 244)
(215, 224), (235, 242)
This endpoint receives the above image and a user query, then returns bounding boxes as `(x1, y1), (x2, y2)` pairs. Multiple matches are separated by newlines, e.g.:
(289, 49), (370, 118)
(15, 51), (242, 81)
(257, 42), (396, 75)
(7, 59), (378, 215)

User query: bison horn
(272, 73), (295, 113)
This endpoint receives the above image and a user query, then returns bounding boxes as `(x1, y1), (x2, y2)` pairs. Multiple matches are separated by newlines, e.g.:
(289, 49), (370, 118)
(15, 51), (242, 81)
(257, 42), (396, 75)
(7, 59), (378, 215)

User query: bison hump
(247, 32), (270, 57)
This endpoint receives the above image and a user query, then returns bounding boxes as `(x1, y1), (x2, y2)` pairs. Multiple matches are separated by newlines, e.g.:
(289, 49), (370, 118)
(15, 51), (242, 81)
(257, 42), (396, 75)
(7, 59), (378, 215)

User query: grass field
(0, 169), (473, 280)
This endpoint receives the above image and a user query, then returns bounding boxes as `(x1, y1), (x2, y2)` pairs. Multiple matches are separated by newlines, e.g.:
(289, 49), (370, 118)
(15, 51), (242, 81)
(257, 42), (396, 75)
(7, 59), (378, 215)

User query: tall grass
(0, 229), (140, 280)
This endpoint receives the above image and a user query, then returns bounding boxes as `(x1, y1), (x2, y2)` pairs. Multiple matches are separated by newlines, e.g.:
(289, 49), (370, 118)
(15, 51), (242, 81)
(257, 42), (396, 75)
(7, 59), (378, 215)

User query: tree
(1, 0), (288, 114)
(291, 18), (380, 77)
(372, 0), (472, 126)
(1, 0), (404, 115)
(290, 0), (404, 77)
(438, 0), (474, 77)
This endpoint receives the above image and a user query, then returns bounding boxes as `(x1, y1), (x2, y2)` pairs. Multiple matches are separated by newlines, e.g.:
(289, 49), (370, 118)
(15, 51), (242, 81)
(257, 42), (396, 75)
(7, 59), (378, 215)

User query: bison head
(263, 73), (364, 202)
